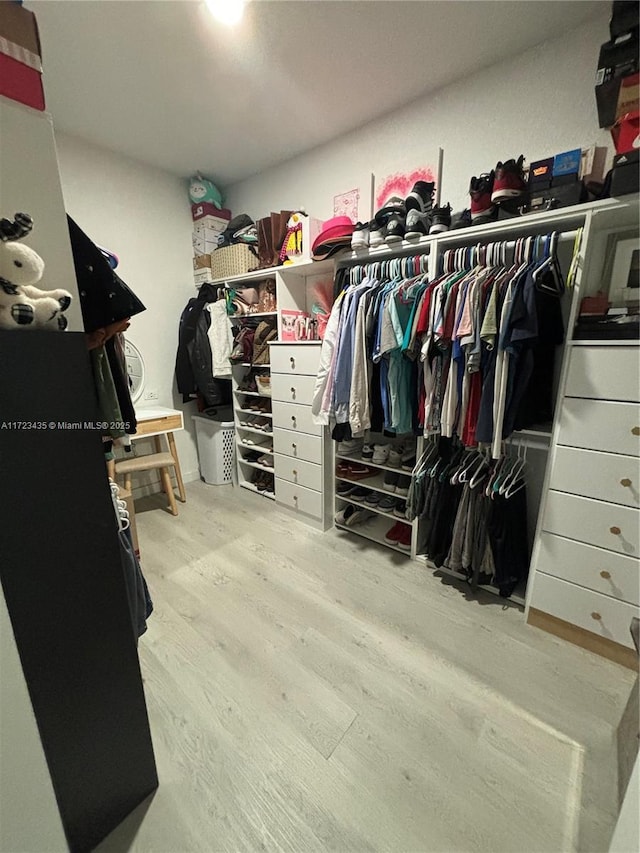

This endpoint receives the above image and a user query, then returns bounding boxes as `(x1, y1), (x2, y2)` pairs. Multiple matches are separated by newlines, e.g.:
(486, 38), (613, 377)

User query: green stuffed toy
(189, 173), (224, 209)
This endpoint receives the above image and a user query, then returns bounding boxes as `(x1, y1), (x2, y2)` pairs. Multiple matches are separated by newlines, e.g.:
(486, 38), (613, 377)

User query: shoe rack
(334, 434), (421, 557)
(232, 361), (276, 499)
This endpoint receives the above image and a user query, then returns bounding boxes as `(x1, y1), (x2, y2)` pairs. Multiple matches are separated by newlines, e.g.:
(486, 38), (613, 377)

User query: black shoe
(404, 208), (431, 239)
(385, 212), (406, 244)
(451, 209), (472, 230)
(429, 203), (452, 234)
(405, 181), (435, 213)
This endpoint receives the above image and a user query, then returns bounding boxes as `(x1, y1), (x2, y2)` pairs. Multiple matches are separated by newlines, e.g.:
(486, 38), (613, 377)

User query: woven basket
(210, 244), (259, 279)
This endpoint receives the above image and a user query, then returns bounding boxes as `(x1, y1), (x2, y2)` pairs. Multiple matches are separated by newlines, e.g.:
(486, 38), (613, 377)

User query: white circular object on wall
(124, 338), (145, 404)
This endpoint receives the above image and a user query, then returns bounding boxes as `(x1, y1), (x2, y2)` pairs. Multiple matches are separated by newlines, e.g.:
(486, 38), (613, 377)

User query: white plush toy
(0, 213), (72, 330)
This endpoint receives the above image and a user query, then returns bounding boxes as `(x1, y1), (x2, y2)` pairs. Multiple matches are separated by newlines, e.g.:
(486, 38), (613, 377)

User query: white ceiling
(30, 0), (607, 188)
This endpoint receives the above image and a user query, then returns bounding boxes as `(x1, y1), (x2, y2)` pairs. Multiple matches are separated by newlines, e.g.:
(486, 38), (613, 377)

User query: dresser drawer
(270, 344), (321, 376)
(272, 401), (322, 436)
(534, 532), (639, 606)
(550, 446), (640, 508)
(275, 477), (322, 519)
(557, 398), (640, 457)
(543, 491), (639, 556)
(528, 572), (638, 649)
(565, 345), (640, 402)
(273, 427), (322, 464)
(274, 456), (323, 491)
(271, 373), (317, 406)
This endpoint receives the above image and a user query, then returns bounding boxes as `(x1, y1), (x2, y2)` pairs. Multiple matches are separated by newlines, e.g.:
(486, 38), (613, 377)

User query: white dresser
(527, 342), (640, 669)
(269, 342), (331, 528)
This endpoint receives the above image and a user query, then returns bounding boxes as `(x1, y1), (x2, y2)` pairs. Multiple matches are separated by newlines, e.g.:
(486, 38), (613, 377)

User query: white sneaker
(338, 438), (363, 456)
(335, 504), (356, 526)
(351, 222), (369, 250)
(369, 222), (385, 247)
(387, 447), (403, 468)
(372, 444), (390, 464)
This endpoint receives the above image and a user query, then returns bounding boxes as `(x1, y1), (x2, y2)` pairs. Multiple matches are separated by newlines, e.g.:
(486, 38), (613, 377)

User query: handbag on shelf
(229, 286), (259, 316)
(256, 374), (272, 397)
(257, 279), (277, 313)
(252, 320), (277, 365)
(257, 217), (274, 269)
(230, 326), (255, 363)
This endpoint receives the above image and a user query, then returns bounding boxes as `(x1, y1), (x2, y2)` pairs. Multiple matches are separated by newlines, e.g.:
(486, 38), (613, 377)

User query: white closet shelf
(235, 363), (271, 368)
(229, 311), (278, 319)
(335, 515), (411, 556)
(238, 458), (275, 474)
(336, 493), (412, 523)
(422, 559), (526, 607)
(233, 389), (261, 397)
(200, 256), (336, 289)
(237, 439), (273, 453)
(336, 471), (406, 497)
(235, 408), (273, 419)
(239, 480), (275, 500)
(335, 452), (415, 475)
(236, 423), (273, 437)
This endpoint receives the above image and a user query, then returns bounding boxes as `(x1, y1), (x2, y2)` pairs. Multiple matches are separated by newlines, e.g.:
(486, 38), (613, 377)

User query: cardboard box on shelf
(193, 254), (212, 271)
(191, 203), (232, 223)
(194, 267), (212, 287)
(0, 2), (45, 111)
(192, 230), (220, 256)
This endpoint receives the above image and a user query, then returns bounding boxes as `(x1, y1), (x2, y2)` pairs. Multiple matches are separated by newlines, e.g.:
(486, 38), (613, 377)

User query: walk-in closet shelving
(329, 195), (640, 613)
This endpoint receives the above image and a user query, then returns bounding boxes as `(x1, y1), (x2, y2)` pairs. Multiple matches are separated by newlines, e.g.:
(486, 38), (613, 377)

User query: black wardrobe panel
(0, 331), (157, 852)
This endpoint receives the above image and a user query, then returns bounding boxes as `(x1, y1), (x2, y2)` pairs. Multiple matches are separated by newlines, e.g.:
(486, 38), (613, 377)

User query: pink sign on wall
(375, 166), (438, 209)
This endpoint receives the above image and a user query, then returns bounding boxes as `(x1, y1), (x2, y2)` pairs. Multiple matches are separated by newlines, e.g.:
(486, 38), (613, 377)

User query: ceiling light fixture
(205, 0), (246, 26)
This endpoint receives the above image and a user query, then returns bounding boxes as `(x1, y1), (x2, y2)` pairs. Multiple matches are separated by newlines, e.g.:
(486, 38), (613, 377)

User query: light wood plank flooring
(98, 481), (637, 853)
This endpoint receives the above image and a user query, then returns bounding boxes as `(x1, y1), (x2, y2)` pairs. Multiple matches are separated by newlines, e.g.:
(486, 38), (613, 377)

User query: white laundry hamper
(192, 414), (235, 485)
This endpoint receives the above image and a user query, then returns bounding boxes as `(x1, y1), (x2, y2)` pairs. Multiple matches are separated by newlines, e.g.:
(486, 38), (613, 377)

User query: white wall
(54, 132), (201, 487)
(225, 15), (612, 222)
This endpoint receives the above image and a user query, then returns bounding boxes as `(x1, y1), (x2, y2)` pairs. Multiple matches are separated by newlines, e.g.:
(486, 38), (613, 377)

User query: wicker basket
(210, 244), (259, 279)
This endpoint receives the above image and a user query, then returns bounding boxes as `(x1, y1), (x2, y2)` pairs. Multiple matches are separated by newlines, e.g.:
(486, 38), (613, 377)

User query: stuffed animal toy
(279, 211), (307, 264)
(0, 213), (72, 331)
(188, 173), (224, 209)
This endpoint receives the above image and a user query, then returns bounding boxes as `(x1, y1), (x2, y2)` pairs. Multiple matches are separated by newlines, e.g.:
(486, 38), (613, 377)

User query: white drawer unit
(535, 532), (639, 606)
(270, 344), (321, 376)
(274, 456), (323, 491)
(543, 491), (639, 556)
(270, 373), (317, 406)
(272, 400), (322, 436)
(550, 446), (640, 508)
(529, 573), (638, 650)
(557, 398), (640, 457)
(565, 345), (640, 402)
(273, 427), (322, 464)
(275, 477), (323, 520)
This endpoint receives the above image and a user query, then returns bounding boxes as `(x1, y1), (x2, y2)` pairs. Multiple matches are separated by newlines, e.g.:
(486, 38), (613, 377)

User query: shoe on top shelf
(369, 219), (385, 248)
(405, 180), (435, 214)
(337, 438), (364, 456)
(451, 209), (472, 230)
(372, 444), (391, 465)
(429, 203), (452, 234)
(470, 172), (497, 223)
(351, 222), (370, 250)
(361, 443), (374, 461)
(384, 212), (406, 245)
(404, 208), (432, 240)
(491, 156), (527, 205)
(387, 447), (403, 468)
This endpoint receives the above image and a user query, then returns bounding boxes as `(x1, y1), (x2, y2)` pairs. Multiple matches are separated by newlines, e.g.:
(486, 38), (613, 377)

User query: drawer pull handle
(291, 416), (297, 425)
(290, 386), (296, 398)
(610, 526), (621, 535)
(293, 494), (298, 501)
(620, 478), (632, 488)
(633, 427), (640, 436)
(290, 357), (295, 368)
(591, 612), (602, 621)
(600, 570), (611, 580)
(292, 443), (297, 454)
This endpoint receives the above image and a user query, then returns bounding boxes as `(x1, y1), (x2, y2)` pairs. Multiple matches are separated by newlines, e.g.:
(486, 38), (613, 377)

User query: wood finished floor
(97, 481), (637, 853)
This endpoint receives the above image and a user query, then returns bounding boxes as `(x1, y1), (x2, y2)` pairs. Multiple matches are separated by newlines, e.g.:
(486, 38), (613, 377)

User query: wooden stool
(114, 433), (186, 516)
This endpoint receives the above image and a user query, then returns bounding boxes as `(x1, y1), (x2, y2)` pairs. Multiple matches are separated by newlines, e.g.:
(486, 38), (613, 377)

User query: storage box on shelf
(269, 341), (331, 528)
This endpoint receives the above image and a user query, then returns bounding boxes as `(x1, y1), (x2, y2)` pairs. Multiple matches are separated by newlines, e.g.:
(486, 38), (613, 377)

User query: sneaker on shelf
(405, 180), (435, 214)
(404, 208), (431, 240)
(378, 494), (397, 512)
(351, 221), (370, 250)
(396, 523), (412, 551)
(387, 447), (403, 468)
(244, 450), (261, 462)
(238, 372), (257, 392)
(337, 438), (363, 456)
(361, 443), (374, 461)
(254, 417), (272, 432)
(384, 521), (404, 544)
(351, 486), (371, 501)
(451, 209), (472, 230)
(383, 470), (399, 492)
(257, 454), (273, 467)
(470, 172), (497, 223)
(429, 203), (452, 234)
(393, 499), (408, 518)
(368, 219), (385, 248)
(345, 463), (377, 480)
(337, 480), (359, 497)
(335, 504), (357, 526)
(372, 444), (391, 465)
(364, 491), (382, 506)
(262, 477), (275, 496)
(345, 508), (374, 527)
(240, 400), (253, 410)
(395, 475), (411, 497)
(384, 212), (406, 245)
(491, 156), (527, 206)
